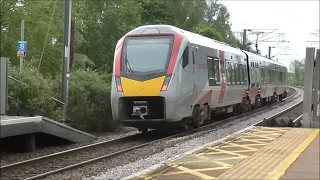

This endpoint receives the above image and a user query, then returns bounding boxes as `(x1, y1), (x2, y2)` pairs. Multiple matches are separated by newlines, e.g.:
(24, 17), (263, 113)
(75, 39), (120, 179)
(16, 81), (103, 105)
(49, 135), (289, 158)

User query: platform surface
(0, 115), (96, 143)
(131, 127), (319, 180)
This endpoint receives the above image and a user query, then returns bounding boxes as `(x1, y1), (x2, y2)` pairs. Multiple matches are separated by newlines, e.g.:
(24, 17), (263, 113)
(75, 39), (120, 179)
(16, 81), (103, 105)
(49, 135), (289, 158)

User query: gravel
(41, 87), (303, 180)
(0, 126), (139, 166)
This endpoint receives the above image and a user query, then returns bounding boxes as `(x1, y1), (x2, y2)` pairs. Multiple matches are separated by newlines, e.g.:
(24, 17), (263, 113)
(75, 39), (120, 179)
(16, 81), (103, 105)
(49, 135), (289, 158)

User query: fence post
(0, 57), (9, 115)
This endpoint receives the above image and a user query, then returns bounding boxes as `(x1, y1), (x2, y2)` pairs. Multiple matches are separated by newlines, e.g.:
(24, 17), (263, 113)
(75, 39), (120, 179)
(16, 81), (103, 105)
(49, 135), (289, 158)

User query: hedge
(7, 61), (115, 133)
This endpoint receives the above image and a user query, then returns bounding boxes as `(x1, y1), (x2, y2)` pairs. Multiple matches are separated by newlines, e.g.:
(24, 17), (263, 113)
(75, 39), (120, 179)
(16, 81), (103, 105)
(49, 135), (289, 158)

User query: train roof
(170, 25), (245, 56)
(242, 50), (286, 67)
(123, 25), (288, 69)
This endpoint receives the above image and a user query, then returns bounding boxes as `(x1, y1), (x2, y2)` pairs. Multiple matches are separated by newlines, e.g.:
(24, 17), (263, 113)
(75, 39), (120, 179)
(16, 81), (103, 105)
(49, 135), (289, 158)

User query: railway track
(0, 87), (301, 180)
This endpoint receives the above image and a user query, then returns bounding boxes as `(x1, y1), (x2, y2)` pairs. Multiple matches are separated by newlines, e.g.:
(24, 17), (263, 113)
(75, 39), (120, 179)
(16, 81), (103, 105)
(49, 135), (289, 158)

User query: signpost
(17, 20), (26, 74)
(17, 41), (27, 57)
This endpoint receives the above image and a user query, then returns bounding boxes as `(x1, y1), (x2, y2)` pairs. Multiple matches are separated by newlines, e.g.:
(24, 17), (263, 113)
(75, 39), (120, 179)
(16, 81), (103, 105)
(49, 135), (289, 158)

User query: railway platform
(126, 126), (319, 180)
(0, 115), (97, 151)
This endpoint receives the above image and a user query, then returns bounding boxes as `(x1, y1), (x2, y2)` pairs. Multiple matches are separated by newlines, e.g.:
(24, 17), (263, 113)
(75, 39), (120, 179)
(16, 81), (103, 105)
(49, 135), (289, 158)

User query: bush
(7, 59), (115, 133)
(61, 69), (114, 132)
(7, 64), (62, 120)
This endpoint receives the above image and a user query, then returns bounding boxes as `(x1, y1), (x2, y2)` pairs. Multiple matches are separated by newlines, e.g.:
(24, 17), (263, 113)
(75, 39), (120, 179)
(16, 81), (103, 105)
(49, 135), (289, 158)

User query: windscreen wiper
(125, 54), (134, 73)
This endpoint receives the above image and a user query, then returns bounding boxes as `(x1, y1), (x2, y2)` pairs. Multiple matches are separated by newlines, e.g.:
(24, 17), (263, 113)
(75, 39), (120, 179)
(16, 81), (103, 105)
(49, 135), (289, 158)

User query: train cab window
(181, 47), (189, 68)
(207, 56), (220, 86)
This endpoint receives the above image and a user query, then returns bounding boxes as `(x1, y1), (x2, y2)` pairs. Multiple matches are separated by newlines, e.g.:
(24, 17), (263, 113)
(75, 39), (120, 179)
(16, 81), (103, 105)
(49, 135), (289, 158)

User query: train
(110, 25), (288, 132)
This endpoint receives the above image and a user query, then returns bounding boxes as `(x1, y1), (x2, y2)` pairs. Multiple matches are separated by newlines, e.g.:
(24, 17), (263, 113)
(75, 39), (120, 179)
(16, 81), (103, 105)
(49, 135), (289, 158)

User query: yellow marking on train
(121, 76), (165, 97)
(265, 129), (319, 180)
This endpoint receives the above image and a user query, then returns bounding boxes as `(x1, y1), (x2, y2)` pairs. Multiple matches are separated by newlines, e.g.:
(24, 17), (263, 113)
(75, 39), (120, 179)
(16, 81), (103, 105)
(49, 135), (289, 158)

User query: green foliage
(62, 69), (113, 132)
(2, 0), (260, 132)
(7, 59), (62, 120)
(287, 59), (305, 86)
(194, 24), (224, 42)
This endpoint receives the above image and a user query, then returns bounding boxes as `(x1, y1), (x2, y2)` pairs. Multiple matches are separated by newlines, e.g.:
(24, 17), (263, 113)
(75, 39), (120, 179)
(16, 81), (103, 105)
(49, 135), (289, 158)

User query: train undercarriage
(118, 90), (288, 133)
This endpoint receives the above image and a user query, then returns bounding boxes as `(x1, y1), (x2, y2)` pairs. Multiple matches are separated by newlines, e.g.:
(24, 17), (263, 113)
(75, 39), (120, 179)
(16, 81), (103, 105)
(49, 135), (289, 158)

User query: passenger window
(239, 63), (244, 84)
(243, 64), (247, 84)
(207, 56), (220, 86)
(226, 62), (232, 85)
(181, 47), (189, 68)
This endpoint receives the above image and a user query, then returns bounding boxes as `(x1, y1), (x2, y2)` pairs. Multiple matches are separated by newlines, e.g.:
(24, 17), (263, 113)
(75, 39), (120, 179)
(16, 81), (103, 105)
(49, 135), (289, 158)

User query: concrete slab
(280, 134), (319, 180)
(0, 115), (97, 143)
(130, 127), (319, 180)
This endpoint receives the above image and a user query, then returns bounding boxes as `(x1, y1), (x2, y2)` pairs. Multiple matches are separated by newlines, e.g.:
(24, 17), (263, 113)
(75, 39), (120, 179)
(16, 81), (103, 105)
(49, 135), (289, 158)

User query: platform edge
(265, 128), (319, 180)
(121, 125), (257, 180)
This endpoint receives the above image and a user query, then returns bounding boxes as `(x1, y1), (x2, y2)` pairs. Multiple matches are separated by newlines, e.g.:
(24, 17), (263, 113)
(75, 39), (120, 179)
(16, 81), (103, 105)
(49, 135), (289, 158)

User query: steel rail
(1, 87), (299, 180)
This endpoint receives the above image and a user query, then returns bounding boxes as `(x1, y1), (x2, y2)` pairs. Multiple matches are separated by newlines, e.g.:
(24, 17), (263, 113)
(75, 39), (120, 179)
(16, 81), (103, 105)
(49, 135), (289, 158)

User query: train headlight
(161, 75), (172, 92)
(115, 76), (123, 92)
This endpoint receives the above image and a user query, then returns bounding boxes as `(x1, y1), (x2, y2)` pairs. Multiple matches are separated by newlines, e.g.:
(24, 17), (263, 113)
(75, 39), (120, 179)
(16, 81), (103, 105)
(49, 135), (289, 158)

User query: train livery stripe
(114, 37), (125, 76)
(198, 90), (213, 105)
(218, 50), (227, 103)
(167, 34), (184, 75)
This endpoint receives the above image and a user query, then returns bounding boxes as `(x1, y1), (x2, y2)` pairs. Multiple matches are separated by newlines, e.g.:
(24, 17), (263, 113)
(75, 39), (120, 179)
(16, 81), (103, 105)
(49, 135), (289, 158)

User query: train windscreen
(122, 36), (174, 73)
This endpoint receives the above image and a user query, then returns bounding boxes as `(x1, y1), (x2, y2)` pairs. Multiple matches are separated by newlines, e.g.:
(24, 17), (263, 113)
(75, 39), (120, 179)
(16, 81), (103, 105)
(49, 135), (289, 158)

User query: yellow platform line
(168, 163), (216, 179)
(163, 166), (231, 176)
(265, 129), (319, 180)
(237, 138), (270, 144)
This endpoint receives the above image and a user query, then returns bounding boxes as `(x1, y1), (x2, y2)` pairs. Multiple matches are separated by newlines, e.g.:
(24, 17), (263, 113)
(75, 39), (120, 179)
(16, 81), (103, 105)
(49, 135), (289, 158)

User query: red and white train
(110, 25), (288, 132)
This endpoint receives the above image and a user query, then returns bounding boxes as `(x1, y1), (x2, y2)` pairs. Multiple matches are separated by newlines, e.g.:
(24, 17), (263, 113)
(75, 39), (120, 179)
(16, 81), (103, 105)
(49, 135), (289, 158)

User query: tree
(194, 24), (224, 42)
(288, 59), (305, 85)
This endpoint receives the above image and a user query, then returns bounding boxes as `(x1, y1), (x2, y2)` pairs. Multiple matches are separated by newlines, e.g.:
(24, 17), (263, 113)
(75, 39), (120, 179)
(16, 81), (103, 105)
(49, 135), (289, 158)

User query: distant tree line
(1, 0), (254, 132)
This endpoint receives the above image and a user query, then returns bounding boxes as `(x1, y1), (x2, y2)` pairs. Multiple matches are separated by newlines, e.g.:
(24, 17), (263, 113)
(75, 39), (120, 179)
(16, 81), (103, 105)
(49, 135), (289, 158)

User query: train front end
(110, 26), (184, 130)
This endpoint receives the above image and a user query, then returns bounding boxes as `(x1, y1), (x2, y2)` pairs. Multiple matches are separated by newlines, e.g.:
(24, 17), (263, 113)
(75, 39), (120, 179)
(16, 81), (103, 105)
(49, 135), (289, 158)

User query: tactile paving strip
(137, 127), (290, 180)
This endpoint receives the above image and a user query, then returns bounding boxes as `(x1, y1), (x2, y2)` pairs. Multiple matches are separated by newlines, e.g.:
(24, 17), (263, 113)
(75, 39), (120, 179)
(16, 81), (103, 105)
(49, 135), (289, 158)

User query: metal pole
(0, 57), (9, 115)
(20, 20), (25, 74)
(62, 0), (72, 122)
(313, 49), (319, 118)
(302, 47), (315, 128)
(268, 46), (271, 59)
(242, 29), (247, 47)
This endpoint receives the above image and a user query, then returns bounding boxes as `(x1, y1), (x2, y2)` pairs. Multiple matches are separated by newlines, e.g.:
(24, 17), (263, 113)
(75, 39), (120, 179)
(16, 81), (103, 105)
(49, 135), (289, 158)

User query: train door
(180, 44), (195, 102)
(191, 47), (197, 98)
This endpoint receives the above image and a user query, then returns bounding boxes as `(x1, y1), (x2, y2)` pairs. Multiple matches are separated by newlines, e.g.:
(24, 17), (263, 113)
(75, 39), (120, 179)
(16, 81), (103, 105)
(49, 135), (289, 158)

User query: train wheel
(279, 94), (283, 102)
(272, 93), (278, 103)
(192, 106), (201, 128)
(255, 95), (262, 108)
(241, 97), (251, 112)
(204, 104), (211, 121)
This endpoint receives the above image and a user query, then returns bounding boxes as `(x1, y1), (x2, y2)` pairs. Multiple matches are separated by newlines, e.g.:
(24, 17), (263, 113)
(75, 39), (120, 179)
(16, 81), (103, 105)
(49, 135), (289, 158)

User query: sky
(220, 0), (320, 69)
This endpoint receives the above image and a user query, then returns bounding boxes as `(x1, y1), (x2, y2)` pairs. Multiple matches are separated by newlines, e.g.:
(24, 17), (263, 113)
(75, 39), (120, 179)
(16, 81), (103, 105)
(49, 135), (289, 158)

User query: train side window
(207, 56), (219, 86)
(181, 47), (189, 68)
(261, 67), (265, 84)
(231, 63), (235, 84)
(213, 57), (220, 85)
(234, 63), (239, 84)
(239, 63), (244, 84)
(226, 61), (232, 85)
(243, 64), (248, 84)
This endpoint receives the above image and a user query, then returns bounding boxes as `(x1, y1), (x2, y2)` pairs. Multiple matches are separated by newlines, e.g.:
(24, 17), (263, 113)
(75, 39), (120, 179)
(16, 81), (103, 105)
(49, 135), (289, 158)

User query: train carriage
(110, 25), (288, 132)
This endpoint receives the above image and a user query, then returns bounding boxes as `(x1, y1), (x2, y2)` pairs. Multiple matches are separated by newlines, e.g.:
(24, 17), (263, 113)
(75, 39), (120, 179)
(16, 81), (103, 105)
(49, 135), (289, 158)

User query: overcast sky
(220, 0), (319, 69)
